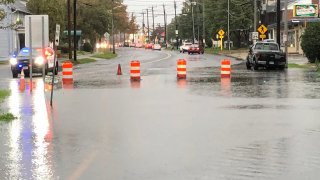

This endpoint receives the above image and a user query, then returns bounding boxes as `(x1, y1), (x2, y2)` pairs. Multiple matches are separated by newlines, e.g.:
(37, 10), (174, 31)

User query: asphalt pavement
(1, 47), (320, 180)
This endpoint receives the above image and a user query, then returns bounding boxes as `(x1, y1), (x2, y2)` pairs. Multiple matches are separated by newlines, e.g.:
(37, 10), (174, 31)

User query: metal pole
(67, 0), (72, 60)
(276, 0), (280, 45)
(191, 1), (195, 44)
(29, 17), (32, 91)
(112, 0), (115, 54)
(50, 41), (57, 106)
(227, 0), (230, 50)
(42, 16), (45, 81)
(284, 0), (288, 68)
(73, 0), (77, 61)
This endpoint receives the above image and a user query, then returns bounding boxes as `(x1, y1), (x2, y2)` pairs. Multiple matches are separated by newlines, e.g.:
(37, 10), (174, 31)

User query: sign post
(50, 24), (60, 107)
(218, 29), (225, 51)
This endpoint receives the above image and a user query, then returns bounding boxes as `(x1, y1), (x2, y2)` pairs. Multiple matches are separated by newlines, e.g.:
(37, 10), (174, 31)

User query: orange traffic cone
(19, 69), (25, 92)
(117, 64), (122, 75)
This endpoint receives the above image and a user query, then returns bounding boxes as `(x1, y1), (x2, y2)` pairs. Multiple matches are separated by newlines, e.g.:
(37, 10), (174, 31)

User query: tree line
(166, 0), (254, 48)
(1, 0), (138, 47)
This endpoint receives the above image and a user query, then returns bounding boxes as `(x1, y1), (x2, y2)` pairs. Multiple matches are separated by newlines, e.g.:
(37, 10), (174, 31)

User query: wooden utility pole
(276, 0), (280, 45)
(152, 6), (155, 43)
(73, 0), (77, 61)
(147, 9), (150, 42)
(67, 0), (72, 59)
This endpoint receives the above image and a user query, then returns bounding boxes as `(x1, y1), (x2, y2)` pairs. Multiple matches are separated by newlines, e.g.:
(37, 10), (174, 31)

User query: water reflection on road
(0, 79), (54, 179)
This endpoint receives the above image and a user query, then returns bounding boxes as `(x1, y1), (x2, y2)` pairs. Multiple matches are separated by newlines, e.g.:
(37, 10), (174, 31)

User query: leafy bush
(301, 22), (320, 63)
(83, 42), (93, 52)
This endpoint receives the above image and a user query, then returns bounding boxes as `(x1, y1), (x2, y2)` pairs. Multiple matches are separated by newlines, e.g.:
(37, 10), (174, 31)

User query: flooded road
(1, 48), (320, 179)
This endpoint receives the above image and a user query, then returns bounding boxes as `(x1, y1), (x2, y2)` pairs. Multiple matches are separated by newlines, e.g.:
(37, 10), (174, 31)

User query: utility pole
(284, 0), (288, 68)
(112, 0), (115, 54)
(202, 0), (205, 46)
(163, 4), (167, 48)
(142, 12), (145, 43)
(152, 6), (155, 43)
(276, 0), (280, 45)
(191, 0), (195, 44)
(253, 0), (257, 44)
(174, 0), (179, 49)
(131, 12), (135, 43)
(227, 0), (230, 50)
(73, 0), (77, 61)
(67, 0), (72, 60)
(147, 9), (150, 43)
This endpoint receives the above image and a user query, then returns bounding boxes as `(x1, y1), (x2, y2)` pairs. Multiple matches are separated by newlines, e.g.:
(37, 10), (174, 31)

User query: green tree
(301, 22), (320, 63)
(26, 0), (66, 41)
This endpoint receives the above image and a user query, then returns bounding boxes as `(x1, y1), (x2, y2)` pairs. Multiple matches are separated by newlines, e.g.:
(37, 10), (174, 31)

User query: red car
(187, 44), (204, 54)
(145, 43), (153, 49)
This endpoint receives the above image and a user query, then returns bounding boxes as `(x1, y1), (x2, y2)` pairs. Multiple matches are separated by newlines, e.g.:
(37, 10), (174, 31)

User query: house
(0, 0), (30, 61)
(261, 0), (320, 54)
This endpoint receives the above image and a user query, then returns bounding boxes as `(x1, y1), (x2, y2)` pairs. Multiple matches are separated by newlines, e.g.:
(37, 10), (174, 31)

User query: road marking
(143, 51), (172, 64)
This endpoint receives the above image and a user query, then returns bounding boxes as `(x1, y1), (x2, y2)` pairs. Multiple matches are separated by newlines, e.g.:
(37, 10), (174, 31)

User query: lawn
(0, 61), (8, 65)
(0, 89), (16, 122)
(92, 52), (117, 59)
(72, 58), (97, 64)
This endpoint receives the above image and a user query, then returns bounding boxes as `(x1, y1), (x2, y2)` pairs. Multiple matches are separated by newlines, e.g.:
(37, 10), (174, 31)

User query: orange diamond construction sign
(258, 24), (267, 35)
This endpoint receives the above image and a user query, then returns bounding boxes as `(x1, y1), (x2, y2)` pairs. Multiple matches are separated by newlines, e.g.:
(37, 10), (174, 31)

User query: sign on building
(293, 4), (319, 17)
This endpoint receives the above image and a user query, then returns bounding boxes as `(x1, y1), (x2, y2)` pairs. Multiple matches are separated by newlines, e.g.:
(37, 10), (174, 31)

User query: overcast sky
(123, 0), (185, 28)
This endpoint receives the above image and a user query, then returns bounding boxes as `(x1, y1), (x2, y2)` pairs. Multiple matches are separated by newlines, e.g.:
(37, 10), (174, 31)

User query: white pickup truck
(179, 42), (192, 53)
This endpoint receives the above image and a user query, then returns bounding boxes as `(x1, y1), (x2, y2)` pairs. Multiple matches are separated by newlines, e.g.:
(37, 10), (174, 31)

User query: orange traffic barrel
(130, 60), (141, 81)
(177, 59), (187, 79)
(221, 59), (231, 78)
(62, 60), (73, 83)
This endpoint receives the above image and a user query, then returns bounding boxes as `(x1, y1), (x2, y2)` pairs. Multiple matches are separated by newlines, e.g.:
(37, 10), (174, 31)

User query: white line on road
(142, 51), (172, 64)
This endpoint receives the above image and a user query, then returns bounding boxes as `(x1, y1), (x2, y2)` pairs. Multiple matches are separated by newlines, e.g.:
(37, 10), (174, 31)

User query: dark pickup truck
(246, 42), (286, 70)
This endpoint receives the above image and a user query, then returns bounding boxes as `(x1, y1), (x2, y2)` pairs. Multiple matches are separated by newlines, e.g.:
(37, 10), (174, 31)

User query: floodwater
(1, 48), (320, 179)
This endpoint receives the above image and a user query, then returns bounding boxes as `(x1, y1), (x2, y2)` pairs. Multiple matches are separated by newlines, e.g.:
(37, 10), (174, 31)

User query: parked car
(129, 43), (136, 47)
(124, 42), (129, 47)
(135, 43), (143, 48)
(246, 41), (286, 70)
(179, 42), (192, 53)
(10, 47), (58, 78)
(187, 44), (204, 54)
(153, 44), (162, 51)
(145, 43), (153, 49)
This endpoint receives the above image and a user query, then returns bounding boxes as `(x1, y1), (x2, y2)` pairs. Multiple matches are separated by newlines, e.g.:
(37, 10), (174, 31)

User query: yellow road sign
(260, 34), (266, 39)
(258, 24), (267, 34)
(218, 29), (225, 36)
(219, 35), (224, 39)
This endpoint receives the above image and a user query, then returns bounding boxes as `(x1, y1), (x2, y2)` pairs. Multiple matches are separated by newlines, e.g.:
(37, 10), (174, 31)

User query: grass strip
(92, 52), (117, 59)
(0, 113), (16, 122)
(0, 61), (9, 65)
(0, 90), (10, 101)
(72, 58), (97, 65)
(288, 63), (313, 69)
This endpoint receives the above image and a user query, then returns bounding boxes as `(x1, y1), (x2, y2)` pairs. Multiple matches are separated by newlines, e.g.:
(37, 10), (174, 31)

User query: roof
(9, 0), (31, 14)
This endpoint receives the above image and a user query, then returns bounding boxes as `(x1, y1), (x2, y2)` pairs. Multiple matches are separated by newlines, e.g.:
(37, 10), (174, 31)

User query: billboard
(293, 4), (318, 17)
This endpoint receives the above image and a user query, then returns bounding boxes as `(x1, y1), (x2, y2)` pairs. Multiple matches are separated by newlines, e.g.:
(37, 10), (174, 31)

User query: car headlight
(10, 58), (17, 65)
(35, 56), (45, 65)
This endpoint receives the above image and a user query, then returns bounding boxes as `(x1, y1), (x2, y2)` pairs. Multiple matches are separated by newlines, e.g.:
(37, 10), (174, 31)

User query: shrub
(83, 42), (93, 52)
(301, 22), (320, 63)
